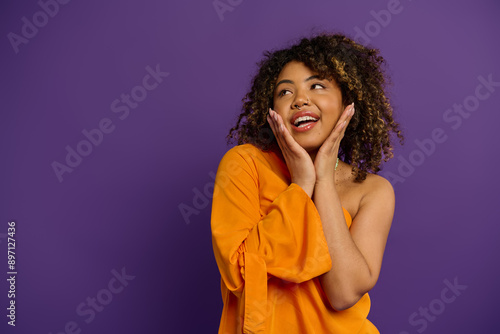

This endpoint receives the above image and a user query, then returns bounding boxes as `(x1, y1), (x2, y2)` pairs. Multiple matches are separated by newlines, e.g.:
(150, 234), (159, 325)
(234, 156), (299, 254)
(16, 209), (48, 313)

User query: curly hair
(227, 32), (405, 182)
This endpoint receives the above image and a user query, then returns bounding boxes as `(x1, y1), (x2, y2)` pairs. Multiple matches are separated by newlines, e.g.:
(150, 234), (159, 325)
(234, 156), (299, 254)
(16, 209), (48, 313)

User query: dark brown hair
(227, 32), (405, 182)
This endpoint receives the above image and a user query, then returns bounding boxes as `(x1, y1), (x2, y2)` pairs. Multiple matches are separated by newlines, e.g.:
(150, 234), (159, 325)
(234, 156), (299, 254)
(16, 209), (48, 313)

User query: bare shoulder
(357, 173), (395, 224)
(338, 167), (395, 220)
(361, 173), (395, 204)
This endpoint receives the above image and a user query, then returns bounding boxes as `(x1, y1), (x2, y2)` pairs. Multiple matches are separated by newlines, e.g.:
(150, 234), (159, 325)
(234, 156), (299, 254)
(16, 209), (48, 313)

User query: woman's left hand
(314, 103), (355, 183)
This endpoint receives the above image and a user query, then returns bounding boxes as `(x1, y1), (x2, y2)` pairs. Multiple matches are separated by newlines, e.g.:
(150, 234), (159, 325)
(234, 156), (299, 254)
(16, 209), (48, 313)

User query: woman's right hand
(267, 108), (316, 197)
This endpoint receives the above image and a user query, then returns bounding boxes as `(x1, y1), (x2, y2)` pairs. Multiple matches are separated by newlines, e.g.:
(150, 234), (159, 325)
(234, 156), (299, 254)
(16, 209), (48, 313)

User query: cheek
(273, 98), (284, 110)
(319, 114), (340, 134)
(272, 104), (287, 119)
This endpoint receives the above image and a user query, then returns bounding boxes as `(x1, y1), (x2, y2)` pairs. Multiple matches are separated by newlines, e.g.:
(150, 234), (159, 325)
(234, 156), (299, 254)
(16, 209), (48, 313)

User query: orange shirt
(211, 144), (379, 333)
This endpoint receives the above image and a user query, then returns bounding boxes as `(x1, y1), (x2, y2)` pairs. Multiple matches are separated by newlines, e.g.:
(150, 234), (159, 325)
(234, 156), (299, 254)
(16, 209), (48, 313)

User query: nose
(292, 90), (309, 109)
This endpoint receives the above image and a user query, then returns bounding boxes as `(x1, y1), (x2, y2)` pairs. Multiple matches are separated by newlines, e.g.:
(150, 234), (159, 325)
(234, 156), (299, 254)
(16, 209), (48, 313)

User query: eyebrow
(275, 75), (322, 90)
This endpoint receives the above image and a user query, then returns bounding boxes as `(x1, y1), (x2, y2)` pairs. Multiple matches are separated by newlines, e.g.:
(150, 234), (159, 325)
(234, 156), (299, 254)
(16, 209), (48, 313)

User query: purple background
(1, 0), (499, 333)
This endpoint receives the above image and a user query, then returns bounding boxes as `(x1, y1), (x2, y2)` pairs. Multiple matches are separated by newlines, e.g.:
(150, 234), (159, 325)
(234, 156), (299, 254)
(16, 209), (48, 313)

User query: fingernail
(280, 124), (284, 132)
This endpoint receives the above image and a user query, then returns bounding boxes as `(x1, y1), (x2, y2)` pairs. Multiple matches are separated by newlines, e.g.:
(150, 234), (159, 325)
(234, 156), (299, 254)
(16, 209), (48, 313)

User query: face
(272, 61), (344, 153)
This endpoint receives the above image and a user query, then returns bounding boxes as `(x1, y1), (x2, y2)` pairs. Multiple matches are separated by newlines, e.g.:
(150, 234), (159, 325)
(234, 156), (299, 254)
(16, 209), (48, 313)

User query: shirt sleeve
(210, 147), (332, 294)
(211, 147), (333, 333)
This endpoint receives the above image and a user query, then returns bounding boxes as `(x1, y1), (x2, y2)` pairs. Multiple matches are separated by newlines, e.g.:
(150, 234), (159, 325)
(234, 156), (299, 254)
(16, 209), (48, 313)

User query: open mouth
(293, 116), (319, 128)
(290, 111), (319, 132)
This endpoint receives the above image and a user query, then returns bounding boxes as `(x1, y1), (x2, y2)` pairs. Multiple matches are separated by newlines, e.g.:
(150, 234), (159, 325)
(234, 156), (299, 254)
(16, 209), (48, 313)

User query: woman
(211, 33), (405, 333)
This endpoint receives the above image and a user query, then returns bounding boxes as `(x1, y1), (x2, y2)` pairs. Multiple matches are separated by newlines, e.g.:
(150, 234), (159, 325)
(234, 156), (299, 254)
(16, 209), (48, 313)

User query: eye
(277, 83), (323, 97)
(278, 89), (291, 97)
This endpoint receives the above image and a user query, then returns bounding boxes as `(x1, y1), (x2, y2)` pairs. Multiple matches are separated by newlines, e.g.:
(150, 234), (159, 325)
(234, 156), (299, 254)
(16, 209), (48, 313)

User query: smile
(290, 111), (319, 132)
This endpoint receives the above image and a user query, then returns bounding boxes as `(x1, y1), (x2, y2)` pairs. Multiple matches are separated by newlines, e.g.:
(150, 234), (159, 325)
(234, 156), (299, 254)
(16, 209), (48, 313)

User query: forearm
(313, 180), (372, 310)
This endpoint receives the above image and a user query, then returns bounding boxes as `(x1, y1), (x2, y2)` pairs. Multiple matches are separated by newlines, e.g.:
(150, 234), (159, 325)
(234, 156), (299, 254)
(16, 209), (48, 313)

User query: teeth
(294, 116), (318, 126)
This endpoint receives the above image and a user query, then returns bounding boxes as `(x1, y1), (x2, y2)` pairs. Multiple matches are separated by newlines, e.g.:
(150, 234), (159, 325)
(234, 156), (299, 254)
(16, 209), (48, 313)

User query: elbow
(323, 271), (377, 311)
(328, 295), (361, 311)
(327, 288), (371, 311)
(329, 282), (377, 311)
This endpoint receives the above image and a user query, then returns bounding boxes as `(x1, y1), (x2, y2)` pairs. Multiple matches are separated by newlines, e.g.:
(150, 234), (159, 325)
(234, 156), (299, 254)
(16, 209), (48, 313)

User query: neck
(272, 144), (319, 164)
(307, 148), (319, 162)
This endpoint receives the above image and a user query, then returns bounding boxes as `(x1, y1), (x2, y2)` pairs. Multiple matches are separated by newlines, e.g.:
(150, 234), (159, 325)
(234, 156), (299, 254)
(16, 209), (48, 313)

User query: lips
(290, 111), (319, 132)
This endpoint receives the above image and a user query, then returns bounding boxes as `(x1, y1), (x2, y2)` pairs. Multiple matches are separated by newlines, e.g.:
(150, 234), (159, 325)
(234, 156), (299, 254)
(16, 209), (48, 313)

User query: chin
(292, 128), (329, 153)
(296, 139), (322, 153)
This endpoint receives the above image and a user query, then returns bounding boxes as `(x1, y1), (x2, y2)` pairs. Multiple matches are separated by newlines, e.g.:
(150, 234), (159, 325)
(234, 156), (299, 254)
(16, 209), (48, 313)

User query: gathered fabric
(211, 144), (379, 333)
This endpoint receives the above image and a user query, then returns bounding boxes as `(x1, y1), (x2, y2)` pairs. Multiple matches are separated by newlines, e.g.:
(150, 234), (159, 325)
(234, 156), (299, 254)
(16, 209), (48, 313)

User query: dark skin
(267, 61), (395, 311)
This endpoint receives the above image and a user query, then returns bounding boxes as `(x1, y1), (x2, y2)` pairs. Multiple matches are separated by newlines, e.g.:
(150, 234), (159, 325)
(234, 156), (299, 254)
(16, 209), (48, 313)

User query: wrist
(315, 176), (335, 187)
(314, 179), (337, 196)
(292, 181), (314, 198)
